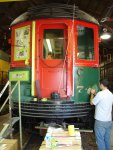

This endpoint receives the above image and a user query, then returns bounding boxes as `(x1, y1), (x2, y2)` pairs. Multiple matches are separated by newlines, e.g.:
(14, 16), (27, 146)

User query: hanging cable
(58, 4), (76, 95)
(100, 2), (113, 23)
(72, 4), (76, 96)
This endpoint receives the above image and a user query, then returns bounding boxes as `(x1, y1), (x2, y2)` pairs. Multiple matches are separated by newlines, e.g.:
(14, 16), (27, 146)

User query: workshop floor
(82, 132), (113, 150)
(82, 127), (113, 150)
(0, 113), (113, 150)
(25, 130), (113, 150)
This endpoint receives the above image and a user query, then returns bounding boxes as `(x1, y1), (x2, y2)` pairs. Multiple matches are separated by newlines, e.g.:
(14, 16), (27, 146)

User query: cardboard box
(51, 130), (81, 146)
(39, 127), (82, 150)
(0, 139), (18, 150)
(39, 141), (82, 150)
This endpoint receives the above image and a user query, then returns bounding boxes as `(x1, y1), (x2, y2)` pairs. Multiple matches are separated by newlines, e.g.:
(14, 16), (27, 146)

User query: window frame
(39, 24), (67, 61)
(11, 21), (32, 67)
(75, 20), (99, 67)
(43, 28), (65, 60)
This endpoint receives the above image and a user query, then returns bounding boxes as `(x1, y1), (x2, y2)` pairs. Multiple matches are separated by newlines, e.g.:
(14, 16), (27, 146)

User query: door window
(43, 29), (65, 59)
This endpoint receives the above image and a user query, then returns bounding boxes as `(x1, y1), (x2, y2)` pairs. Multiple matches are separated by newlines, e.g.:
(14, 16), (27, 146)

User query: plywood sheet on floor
(0, 113), (9, 131)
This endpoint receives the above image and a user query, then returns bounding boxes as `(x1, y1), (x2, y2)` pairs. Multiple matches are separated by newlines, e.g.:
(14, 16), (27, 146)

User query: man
(46, 52), (53, 59)
(90, 79), (113, 150)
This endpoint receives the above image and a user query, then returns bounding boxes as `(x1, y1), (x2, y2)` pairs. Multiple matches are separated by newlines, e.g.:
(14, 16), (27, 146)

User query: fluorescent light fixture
(100, 33), (111, 40)
(100, 28), (111, 40)
(46, 39), (52, 52)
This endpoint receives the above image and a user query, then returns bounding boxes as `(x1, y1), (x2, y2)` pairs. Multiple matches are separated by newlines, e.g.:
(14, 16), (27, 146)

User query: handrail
(0, 81), (18, 112)
(0, 81), (10, 98)
(0, 80), (23, 149)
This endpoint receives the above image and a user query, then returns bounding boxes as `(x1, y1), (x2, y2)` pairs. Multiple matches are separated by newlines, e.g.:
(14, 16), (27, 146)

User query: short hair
(100, 79), (109, 87)
(48, 52), (52, 55)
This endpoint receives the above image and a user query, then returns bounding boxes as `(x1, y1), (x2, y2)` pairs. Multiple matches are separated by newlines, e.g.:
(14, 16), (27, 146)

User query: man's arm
(90, 93), (95, 105)
(90, 89), (96, 105)
(90, 89), (101, 106)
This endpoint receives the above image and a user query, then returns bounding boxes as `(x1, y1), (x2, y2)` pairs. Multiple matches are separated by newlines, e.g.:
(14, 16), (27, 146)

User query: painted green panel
(71, 67), (100, 103)
(9, 70), (30, 81)
(11, 83), (32, 102)
(9, 68), (32, 102)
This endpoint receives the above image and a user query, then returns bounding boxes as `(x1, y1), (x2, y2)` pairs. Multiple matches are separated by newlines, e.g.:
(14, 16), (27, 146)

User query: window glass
(77, 25), (94, 60)
(43, 29), (65, 59)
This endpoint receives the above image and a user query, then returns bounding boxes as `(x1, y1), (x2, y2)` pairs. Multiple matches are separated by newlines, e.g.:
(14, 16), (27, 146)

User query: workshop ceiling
(0, 0), (113, 49)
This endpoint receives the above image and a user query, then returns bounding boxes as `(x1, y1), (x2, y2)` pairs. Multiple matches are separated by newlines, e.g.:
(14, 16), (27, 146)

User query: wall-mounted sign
(9, 70), (30, 81)
(14, 25), (30, 61)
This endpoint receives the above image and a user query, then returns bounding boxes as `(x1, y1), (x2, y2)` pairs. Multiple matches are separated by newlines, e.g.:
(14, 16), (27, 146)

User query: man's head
(99, 79), (109, 90)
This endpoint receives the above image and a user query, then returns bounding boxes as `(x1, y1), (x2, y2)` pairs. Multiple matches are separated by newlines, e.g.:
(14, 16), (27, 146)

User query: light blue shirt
(92, 89), (113, 121)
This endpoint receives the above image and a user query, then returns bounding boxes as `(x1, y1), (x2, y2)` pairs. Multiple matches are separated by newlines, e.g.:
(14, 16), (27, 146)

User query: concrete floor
(81, 126), (113, 150)
(0, 113), (9, 131)
(0, 114), (113, 150)
(19, 126), (113, 150)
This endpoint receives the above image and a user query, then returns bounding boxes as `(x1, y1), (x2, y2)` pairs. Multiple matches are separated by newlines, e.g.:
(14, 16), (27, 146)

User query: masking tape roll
(68, 125), (75, 136)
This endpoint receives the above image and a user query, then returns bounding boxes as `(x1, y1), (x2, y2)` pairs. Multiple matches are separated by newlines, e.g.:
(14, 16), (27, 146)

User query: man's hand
(90, 89), (96, 105)
(90, 89), (96, 95)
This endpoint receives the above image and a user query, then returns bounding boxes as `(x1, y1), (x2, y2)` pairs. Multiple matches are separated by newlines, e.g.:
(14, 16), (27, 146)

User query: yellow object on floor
(68, 125), (75, 136)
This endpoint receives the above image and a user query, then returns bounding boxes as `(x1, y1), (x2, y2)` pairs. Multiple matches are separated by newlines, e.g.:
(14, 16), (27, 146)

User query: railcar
(9, 3), (99, 127)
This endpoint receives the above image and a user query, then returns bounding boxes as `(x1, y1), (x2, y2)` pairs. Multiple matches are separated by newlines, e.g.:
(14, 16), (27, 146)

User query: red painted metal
(11, 19), (99, 98)
(35, 19), (73, 98)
